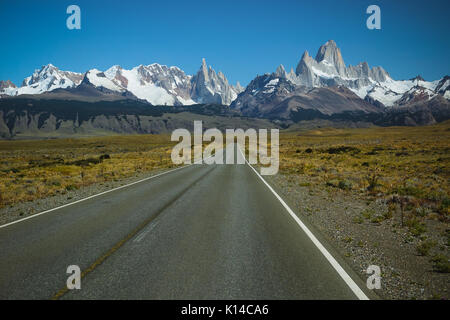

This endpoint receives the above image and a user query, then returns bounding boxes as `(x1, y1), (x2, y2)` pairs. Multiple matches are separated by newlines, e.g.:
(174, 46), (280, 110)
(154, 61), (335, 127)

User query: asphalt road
(0, 144), (369, 299)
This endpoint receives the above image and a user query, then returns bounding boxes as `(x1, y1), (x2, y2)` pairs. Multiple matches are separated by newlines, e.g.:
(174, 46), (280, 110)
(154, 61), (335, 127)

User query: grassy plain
(2, 122), (449, 222)
(278, 121), (449, 224)
(0, 134), (177, 208)
(277, 121), (450, 277)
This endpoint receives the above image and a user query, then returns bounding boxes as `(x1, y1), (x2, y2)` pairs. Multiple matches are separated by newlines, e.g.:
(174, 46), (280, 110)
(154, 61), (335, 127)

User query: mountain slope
(0, 80), (17, 96)
(270, 86), (382, 119)
(292, 40), (447, 107)
(0, 60), (242, 106)
(0, 98), (272, 139)
(231, 40), (449, 123)
(190, 58), (242, 105)
(9, 64), (83, 96)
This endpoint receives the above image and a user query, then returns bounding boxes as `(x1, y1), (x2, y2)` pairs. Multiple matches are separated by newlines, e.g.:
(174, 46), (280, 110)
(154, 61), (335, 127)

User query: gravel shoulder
(265, 173), (449, 300)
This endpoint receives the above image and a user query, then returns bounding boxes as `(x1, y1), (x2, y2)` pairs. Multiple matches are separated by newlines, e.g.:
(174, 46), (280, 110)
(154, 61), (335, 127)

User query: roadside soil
(265, 172), (449, 300)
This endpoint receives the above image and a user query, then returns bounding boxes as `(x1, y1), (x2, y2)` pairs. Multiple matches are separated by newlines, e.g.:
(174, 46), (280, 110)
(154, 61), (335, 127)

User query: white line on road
(237, 146), (369, 300)
(0, 155), (211, 230)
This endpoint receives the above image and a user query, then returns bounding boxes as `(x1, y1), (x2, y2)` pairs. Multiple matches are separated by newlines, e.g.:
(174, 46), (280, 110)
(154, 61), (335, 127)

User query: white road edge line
(237, 146), (369, 300)
(0, 155), (212, 230)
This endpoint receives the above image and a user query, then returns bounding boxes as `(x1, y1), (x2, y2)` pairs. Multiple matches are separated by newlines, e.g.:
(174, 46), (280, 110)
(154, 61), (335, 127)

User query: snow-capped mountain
(434, 76), (450, 99)
(292, 40), (389, 88)
(0, 80), (17, 96)
(103, 64), (194, 105)
(4, 64), (84, 96)
(277, 40), (448, 107)
(0, 60), (243, 106)
(230, 72), (382, 119)
(1, 41), (447, 111)
(191, 58), (241, 105)
(99, 59), (243, 105)
(231, 40), (449, 118)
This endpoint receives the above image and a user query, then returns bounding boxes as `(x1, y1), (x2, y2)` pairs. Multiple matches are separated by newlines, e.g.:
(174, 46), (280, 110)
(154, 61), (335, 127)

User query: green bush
(326, 179), (339, 188)
(416, 240), (436, 256)
(338, 180), (352, 190)
(353, 216), (364, 224)
(65, 184), (78, 191)
(430, 254), (450, 273)
(407, 218), (427, 237)
(361, 209), (374, 220)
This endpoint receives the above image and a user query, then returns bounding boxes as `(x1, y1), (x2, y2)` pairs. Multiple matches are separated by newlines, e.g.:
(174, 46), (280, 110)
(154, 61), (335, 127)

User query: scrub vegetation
(0, 134), (178, 208)
(278, 121), (450, 226)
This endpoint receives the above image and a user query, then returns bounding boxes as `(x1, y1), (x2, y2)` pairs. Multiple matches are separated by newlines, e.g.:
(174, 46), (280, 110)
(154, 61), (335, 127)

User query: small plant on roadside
(353, 216), (364, 224)
(382, 209), (393, 220)
(326, 179), (339, 188)
(365, 167), (381, 192)
(444, 229), (450, 247)
(361, 209), (374, 220)
(65, 184), (78, 191)
(338, 179), (352, 190)
(407, 217), (427, 237)
(343, 236), (352, 243)
(416, 240), (436, 256)
(415, 206), (431, 218)
(430, 254), (450, 273)
(370, 214), (385, 223)
(391, 194), (408, 227)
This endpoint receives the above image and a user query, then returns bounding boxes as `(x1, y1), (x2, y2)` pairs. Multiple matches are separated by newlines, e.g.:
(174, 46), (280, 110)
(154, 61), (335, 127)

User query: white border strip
(0, 155), (209, 230)
(238, 146), (369, 300)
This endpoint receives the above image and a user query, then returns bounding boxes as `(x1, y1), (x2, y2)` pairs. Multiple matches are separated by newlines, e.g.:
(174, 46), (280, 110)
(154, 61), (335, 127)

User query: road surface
(0, 144), (369, 299)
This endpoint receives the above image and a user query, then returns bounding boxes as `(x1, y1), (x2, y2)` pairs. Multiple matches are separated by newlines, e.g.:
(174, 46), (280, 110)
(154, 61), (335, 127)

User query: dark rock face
(375, 96), (450, 126)
(0, 80), (16, 90)
(272, 86), (382, 118)
(230, 70), (383, 120)
(435, 76), (450, 95)
(0, 98), (275, 139)
(314, 40), (347, 76)
(410, 75), (425, 82)
(396, 86), (433, 106)
(231, 74), (304, 117)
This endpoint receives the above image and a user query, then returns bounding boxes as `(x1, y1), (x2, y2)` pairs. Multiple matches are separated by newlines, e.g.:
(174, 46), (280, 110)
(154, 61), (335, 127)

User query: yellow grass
(277, 121), (450, 221)
(0, 134), (177, 208)
(1, 122), (449, 222)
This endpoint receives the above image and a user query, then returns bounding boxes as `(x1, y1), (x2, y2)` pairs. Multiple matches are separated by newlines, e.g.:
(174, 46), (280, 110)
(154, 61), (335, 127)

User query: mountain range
(0, 59), (243, 106)
(1, 40), (449, 138)
(230, 40), (449, 122)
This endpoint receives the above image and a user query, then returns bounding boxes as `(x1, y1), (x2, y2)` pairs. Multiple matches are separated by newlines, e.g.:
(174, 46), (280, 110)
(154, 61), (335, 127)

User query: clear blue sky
(1, 0), (449, 86)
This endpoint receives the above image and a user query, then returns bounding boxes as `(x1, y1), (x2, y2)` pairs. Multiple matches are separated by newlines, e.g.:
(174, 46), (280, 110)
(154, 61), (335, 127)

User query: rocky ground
(265, 173), (449, 300)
